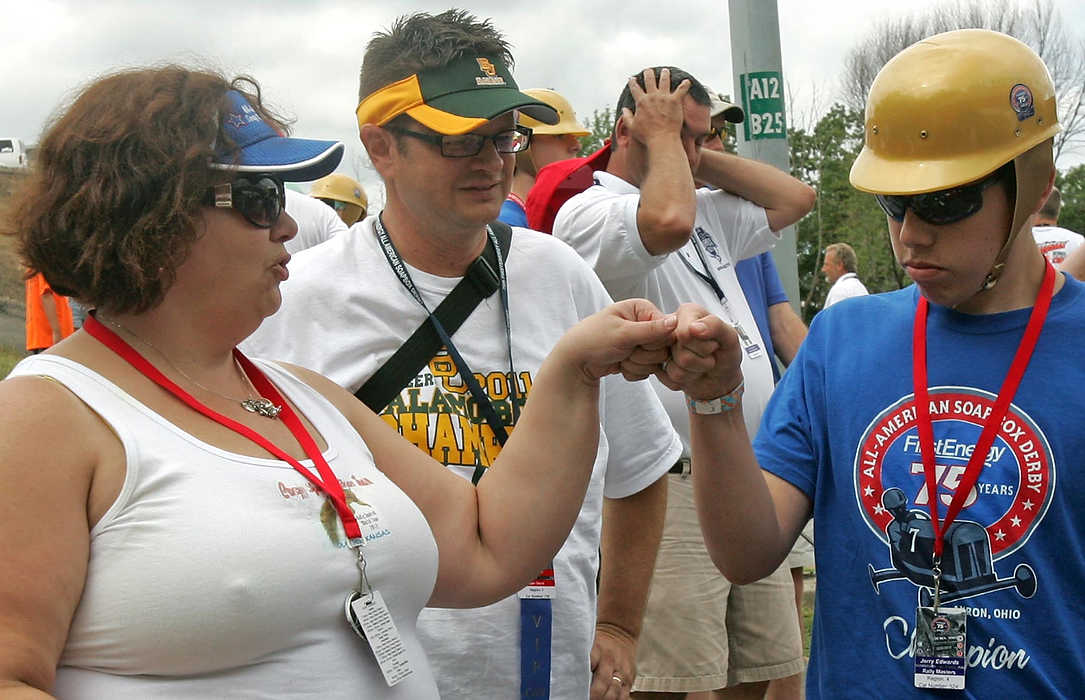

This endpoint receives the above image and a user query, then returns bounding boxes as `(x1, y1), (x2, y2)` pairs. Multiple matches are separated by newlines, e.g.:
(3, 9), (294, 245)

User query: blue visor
(213, 90), (344, 182)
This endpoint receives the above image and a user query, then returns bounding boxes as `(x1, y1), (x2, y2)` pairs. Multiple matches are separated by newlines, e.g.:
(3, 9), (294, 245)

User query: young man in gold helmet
(309, 172), (369, 226)
(500, 87), (590, 227)
(673, 29), (1084, 696)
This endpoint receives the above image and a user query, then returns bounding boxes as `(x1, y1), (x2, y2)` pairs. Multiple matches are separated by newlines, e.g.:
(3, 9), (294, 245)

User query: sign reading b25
(740, 71), (787, 141)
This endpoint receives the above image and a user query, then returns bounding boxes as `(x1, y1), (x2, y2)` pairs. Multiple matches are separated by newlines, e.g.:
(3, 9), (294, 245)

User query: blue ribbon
(519, 597), (553, 699)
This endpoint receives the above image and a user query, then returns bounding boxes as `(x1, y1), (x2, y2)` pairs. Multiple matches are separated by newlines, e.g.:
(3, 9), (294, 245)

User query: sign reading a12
(740, 71), (787, 141)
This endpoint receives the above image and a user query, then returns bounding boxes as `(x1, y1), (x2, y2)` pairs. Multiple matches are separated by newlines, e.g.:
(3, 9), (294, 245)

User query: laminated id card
(913, 606), (967, 690)
(351, 591), (413, 687)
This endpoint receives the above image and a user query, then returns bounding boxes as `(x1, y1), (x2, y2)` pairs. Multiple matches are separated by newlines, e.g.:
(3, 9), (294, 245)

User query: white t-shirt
(244, 219), (681, 699)
(11, 354), (440, 698)
(1032, 225), (1085, 266)
(824, 272), (869, 308)
(552, 172), (778, 444)
(284, 188), (349, 255)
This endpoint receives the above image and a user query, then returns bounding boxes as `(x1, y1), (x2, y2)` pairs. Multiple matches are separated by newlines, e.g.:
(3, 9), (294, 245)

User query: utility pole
(728, 0), (802, 311)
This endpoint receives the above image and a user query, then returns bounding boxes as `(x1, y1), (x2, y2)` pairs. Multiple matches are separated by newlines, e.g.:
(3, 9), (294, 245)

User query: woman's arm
(0, 376), (118, 698)
(293, 299), (677, 608)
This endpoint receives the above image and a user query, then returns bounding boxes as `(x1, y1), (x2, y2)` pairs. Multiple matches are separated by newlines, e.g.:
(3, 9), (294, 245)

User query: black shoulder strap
(355, 221), (513, 412)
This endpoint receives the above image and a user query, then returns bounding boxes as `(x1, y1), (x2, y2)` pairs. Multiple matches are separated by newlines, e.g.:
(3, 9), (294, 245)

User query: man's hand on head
(622, 67), (690, 148)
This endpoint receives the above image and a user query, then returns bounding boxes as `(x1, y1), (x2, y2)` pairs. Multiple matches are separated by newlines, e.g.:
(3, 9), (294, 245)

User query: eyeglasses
(385, 125), (533, 158)
(207, 175), (286, 228)
(874, 171), (1003, 226)
(707, 126), (724, 140)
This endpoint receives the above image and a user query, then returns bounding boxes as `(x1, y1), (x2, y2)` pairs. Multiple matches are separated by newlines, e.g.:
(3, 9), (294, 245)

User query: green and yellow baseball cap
(356, 55), (559, 135)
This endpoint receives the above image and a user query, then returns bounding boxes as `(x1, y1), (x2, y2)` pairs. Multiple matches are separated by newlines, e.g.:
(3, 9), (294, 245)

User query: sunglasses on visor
(207, 175), (286, 228)
(874, 170), (1004, 226)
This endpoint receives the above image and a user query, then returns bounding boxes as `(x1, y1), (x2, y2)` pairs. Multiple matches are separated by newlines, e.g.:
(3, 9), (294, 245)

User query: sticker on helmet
(1010, 84), (1035, 122)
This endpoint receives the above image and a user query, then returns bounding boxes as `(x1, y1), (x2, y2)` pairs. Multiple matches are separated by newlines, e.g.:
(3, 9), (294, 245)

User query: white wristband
(687, 379), (744, 415)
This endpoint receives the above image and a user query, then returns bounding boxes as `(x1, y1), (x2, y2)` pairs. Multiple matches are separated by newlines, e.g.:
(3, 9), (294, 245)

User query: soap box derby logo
(853, 387), (1053, 605)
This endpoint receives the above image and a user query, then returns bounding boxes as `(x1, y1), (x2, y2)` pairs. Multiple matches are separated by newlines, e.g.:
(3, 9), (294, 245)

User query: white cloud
(3, 0), (1082, 207)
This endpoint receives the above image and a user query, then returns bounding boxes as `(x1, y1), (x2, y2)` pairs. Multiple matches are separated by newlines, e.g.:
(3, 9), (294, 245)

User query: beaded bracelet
(687, 379), (745, 415)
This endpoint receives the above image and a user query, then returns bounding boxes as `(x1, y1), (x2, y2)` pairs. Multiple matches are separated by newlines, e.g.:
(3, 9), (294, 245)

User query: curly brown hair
(4, 65), (287, 313)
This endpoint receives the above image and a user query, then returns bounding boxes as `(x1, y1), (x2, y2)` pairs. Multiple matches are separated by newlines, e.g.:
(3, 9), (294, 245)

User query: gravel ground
(0, 308), (26, 351)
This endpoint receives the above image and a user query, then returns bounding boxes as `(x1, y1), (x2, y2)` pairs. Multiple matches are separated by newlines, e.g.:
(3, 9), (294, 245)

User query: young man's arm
(694, 149), (816, 232)
(661, 305), (812, 582)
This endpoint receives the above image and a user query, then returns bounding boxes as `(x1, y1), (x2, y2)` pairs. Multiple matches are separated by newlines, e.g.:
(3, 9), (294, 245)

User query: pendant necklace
(96, 315), (282, 419)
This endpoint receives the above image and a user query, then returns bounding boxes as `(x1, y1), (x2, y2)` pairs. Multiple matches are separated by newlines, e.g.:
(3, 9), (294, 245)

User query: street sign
(739, 71), (787, 141)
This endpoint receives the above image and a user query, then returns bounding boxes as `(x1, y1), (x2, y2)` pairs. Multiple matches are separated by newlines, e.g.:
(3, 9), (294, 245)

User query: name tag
(913, 606), (967, 690)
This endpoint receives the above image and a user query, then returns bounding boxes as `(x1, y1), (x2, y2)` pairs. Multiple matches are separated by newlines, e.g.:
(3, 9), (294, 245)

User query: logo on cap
(475, 57), (506, 87)
(477, 58), (496, 76)
(1010, 84), (1035, 122)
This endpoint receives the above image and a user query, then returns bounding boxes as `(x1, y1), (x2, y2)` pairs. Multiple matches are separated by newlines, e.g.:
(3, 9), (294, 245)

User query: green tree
(576, 99), (740, 156)
(789, 104), (908, 321)
(1056, 164), (1085, 234)
(841, 0), (1085, 163)
(578, 107), (614, 155)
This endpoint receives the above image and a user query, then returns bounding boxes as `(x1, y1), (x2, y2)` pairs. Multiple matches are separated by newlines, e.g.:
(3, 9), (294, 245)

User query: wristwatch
(687, 380), (745, 415)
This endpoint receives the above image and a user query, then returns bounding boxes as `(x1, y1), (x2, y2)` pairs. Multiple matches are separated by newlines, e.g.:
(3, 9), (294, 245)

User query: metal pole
(728, 0), (802, 311)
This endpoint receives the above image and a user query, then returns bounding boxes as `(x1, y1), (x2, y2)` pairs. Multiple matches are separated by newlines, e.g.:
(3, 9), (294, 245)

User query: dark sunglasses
(874, 171), (1003, 226)
(385, 125), (533, 158)
(207, 175), (286, 228)
(707, 126), (724, 140)
(317, 197), (351, 213)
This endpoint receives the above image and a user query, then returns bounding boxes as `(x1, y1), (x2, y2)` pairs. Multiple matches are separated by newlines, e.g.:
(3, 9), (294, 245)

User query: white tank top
(9, 354), (440, 698)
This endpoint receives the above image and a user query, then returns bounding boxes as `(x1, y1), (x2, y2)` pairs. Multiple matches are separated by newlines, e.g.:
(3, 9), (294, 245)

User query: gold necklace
(97, 315), (282, 419)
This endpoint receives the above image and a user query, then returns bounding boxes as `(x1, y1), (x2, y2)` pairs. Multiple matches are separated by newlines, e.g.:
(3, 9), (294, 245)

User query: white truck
(0, 138), (29, 168)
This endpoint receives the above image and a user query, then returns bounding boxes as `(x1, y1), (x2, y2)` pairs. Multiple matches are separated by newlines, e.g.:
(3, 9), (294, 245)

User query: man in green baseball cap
(244, 9), (681, 700)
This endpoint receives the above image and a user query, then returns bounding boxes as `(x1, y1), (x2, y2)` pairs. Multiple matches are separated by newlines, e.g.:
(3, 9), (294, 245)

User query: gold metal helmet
(309, 173), (368, 225)
(518, 88), (590, 137)
(850, 29), (1060, 289)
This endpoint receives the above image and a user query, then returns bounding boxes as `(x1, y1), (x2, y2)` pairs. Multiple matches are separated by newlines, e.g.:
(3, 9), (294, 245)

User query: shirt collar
(593, 170), (640, 194)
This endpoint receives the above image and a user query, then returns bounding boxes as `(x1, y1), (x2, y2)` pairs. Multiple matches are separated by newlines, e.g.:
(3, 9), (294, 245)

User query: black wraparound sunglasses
(207, 175), (286, 228)
(874, 170), (1005, 226)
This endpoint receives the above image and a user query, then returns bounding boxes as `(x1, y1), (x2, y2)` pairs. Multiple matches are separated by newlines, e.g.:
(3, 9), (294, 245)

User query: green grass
(802, 589), (814, 656)
(1, 344), (24, 379)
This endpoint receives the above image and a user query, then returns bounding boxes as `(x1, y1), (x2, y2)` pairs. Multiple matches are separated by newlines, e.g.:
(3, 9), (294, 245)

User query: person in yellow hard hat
(499, 88), (589, 227)
(309, 172), (368, 225)
(635, 29), (1085, 698)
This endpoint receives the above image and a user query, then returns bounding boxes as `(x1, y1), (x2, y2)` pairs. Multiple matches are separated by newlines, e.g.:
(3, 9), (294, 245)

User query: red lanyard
(83, 314), (362, 541)
(911, 263), (1055, 558)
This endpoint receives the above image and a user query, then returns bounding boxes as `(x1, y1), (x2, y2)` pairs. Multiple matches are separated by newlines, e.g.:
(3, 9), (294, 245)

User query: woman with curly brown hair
(0, 65), (709, 697)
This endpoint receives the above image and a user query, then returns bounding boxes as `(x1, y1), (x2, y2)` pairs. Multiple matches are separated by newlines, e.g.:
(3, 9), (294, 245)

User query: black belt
(669, 458), (691, 475)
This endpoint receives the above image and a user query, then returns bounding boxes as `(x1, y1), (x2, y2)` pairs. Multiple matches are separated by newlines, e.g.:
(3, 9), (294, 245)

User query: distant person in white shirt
(822, 242), (868, 307)
(1031, 186), (1083, 266)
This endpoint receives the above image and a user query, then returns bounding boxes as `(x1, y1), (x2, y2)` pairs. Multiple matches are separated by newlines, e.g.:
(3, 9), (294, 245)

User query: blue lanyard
(375, 216), (552, 699)
(374, 214), (520, 480)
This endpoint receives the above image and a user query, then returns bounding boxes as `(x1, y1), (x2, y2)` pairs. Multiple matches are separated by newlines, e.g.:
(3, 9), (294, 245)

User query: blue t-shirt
(755, 276), (1085, 698)
(735, 252), (789, 382)
(499, 197), (528, 228)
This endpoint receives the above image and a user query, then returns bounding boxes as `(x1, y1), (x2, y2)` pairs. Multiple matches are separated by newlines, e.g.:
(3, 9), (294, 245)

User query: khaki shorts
(786, 520), (815, 570)
(632, 474), (804, 693)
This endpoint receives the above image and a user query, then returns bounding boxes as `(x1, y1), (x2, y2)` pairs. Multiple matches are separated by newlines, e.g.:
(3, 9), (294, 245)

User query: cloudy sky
(5, 0), (1084, 203)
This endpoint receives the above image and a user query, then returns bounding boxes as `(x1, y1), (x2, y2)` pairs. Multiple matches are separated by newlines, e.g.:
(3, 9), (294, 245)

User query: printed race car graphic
(854, 387), (1054, 606)
(867, 487), (1037, 606)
